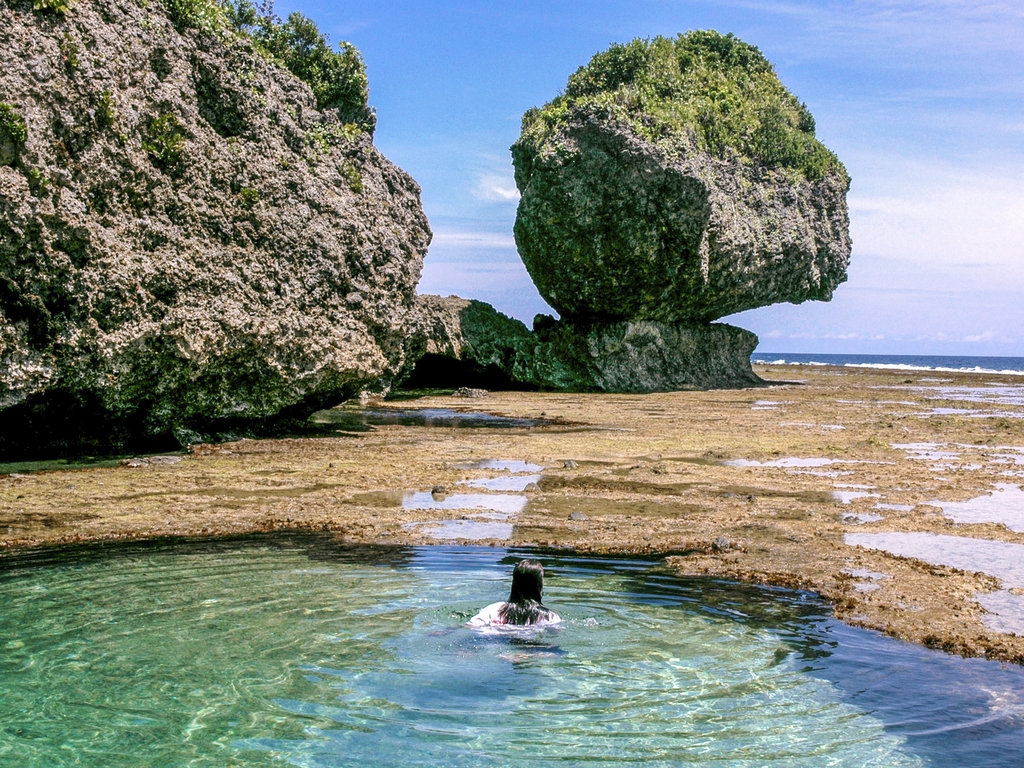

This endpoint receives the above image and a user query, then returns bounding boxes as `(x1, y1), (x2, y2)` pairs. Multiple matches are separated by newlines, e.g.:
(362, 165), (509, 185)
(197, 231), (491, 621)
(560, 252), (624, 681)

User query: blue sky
(280, 1), (1024, 356)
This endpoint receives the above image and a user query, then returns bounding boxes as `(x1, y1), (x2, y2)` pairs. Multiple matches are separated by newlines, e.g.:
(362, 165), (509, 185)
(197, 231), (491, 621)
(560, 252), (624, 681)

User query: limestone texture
(0, 0), (430, 456)
(511, 33), (851, 323)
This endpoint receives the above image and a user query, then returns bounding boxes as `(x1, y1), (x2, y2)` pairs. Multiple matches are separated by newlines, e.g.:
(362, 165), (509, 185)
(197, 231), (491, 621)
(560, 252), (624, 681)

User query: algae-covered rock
(525, 317), (763, 391)
(512, 32), (851, 323)
(0, 0), (430, 456)
(401, 295), (763, 393)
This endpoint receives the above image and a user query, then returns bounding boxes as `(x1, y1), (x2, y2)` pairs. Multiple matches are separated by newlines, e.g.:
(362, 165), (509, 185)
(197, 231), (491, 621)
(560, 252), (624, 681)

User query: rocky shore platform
(5, 363), (1024, 664)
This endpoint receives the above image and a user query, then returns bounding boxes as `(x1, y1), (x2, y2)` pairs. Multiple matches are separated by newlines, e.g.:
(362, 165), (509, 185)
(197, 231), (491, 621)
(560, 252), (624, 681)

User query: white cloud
(473, 173), (520, 202)
(722, 0), (1024, 58)
(847, 155), (1024, 272)
(964, 331), (996, 343)
(429, 229), (516, 249)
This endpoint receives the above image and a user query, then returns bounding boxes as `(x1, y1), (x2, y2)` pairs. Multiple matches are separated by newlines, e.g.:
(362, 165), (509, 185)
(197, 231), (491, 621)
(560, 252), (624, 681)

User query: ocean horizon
(751, 353), (1024, 375)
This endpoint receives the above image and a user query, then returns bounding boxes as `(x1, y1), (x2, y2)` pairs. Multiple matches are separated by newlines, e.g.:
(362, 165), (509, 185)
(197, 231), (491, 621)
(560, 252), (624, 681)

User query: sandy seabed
(6, 363), (1024, 663)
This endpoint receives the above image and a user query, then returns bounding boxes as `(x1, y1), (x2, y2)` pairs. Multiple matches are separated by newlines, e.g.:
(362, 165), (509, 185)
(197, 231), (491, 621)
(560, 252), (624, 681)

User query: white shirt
(468, 601), (561, 627)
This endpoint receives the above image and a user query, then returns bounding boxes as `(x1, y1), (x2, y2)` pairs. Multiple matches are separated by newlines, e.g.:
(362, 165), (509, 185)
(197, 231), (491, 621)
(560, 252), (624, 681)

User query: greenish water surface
(1, 537), (1022, 766)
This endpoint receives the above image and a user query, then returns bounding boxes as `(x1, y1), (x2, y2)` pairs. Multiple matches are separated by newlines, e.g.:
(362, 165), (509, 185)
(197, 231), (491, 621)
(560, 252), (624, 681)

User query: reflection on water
(459, 474), (542, 491)
(1, 539), (1024, 766)
(846, 532), (1024, 588)
(467, 459), (544, 473)
(725, 457), (840, 467)
(402, 492), (527, 516)
(404, 519), (514, 540)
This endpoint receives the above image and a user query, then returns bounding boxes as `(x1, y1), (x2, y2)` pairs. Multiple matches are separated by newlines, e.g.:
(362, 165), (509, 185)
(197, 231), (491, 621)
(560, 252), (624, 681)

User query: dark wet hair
(498, 559), (555, 625)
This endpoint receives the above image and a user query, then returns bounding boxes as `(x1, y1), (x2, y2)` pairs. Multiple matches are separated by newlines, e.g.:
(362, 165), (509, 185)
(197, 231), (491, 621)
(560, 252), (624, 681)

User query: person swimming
(469, 559), (561, 626)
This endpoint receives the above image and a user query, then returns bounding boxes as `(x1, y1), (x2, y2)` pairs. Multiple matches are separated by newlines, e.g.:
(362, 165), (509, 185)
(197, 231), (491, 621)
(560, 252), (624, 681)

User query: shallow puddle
(833, 491), (880, 505)
(892, 443), (961, 461)
(906, 384), (1024, 407)
(3, 538), (1024, 766)
(466, 459), (543, 473)
(403, 519), (514, 541)
(402, 492), (528, 516)
(846, 532), (1024, 634)
(844, 568), (890, 592)
(459, 475), (541, 492)
(846, 532), (1024, 587)
(975, 591), (1024, 635)
(725, 457), (839, 468)
(843, 512), (884, 524)
(929, 484), (1024, 532)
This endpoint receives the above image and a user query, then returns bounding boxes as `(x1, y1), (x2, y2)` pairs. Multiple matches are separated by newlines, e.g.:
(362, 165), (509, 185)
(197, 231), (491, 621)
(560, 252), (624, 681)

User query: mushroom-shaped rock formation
(0, 0), (430, 457)
(512, 32), (851, 324)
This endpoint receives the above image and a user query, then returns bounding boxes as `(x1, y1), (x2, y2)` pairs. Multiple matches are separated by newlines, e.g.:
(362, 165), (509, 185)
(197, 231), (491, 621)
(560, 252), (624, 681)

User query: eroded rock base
(404, 295), (765, 393)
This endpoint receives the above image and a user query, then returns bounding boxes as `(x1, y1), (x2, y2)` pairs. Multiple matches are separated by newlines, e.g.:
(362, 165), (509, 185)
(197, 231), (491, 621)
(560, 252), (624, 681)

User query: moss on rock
(522, 31), (845, 183)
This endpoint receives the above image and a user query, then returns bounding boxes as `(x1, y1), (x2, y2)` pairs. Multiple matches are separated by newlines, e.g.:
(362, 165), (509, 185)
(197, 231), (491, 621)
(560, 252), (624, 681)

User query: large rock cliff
(0, 0), (430, 456)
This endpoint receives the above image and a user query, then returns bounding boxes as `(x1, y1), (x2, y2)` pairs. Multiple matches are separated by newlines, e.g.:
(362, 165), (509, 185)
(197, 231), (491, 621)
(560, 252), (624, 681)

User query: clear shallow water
(2, 539), (1024, 766)
(929, 484), (1024, 532)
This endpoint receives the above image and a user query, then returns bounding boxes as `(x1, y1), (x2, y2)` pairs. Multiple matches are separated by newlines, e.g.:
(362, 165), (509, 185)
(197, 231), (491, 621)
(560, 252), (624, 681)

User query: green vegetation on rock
(0, 103), (27, 166)
(95, 90), (116, 130)
(32, 0), (73, 15)
(142, 112), (187, 173)
(163, 0), (371, 131)
(522, 31), (844, 182)
(60, 33), (80, 71)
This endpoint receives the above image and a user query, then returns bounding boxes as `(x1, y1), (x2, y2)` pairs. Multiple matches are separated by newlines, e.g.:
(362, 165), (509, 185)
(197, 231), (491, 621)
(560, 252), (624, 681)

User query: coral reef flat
(6, 363), (1024, 663)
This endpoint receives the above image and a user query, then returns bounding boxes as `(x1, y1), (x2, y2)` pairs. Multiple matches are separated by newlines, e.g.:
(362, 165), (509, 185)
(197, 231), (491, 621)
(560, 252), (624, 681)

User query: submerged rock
(512, 32), (851, 323)
(0, 0), (430, 456)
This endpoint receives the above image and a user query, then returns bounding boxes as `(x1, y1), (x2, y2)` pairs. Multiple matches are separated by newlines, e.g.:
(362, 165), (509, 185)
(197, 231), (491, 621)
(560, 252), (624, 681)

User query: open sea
(752, 353), (1024, 376)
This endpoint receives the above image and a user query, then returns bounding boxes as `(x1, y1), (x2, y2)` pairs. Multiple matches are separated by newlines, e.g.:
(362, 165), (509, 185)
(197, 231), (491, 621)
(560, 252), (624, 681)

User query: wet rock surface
(0, 0), (430, 457)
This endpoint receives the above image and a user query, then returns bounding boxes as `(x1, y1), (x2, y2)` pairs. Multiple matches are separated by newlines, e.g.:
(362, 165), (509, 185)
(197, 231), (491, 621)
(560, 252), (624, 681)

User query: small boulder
(452, 387), (488, 398)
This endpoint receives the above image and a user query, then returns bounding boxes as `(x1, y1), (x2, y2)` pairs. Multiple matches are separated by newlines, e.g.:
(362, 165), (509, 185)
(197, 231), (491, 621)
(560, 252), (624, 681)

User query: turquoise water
(1, 538), (1023, 766)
